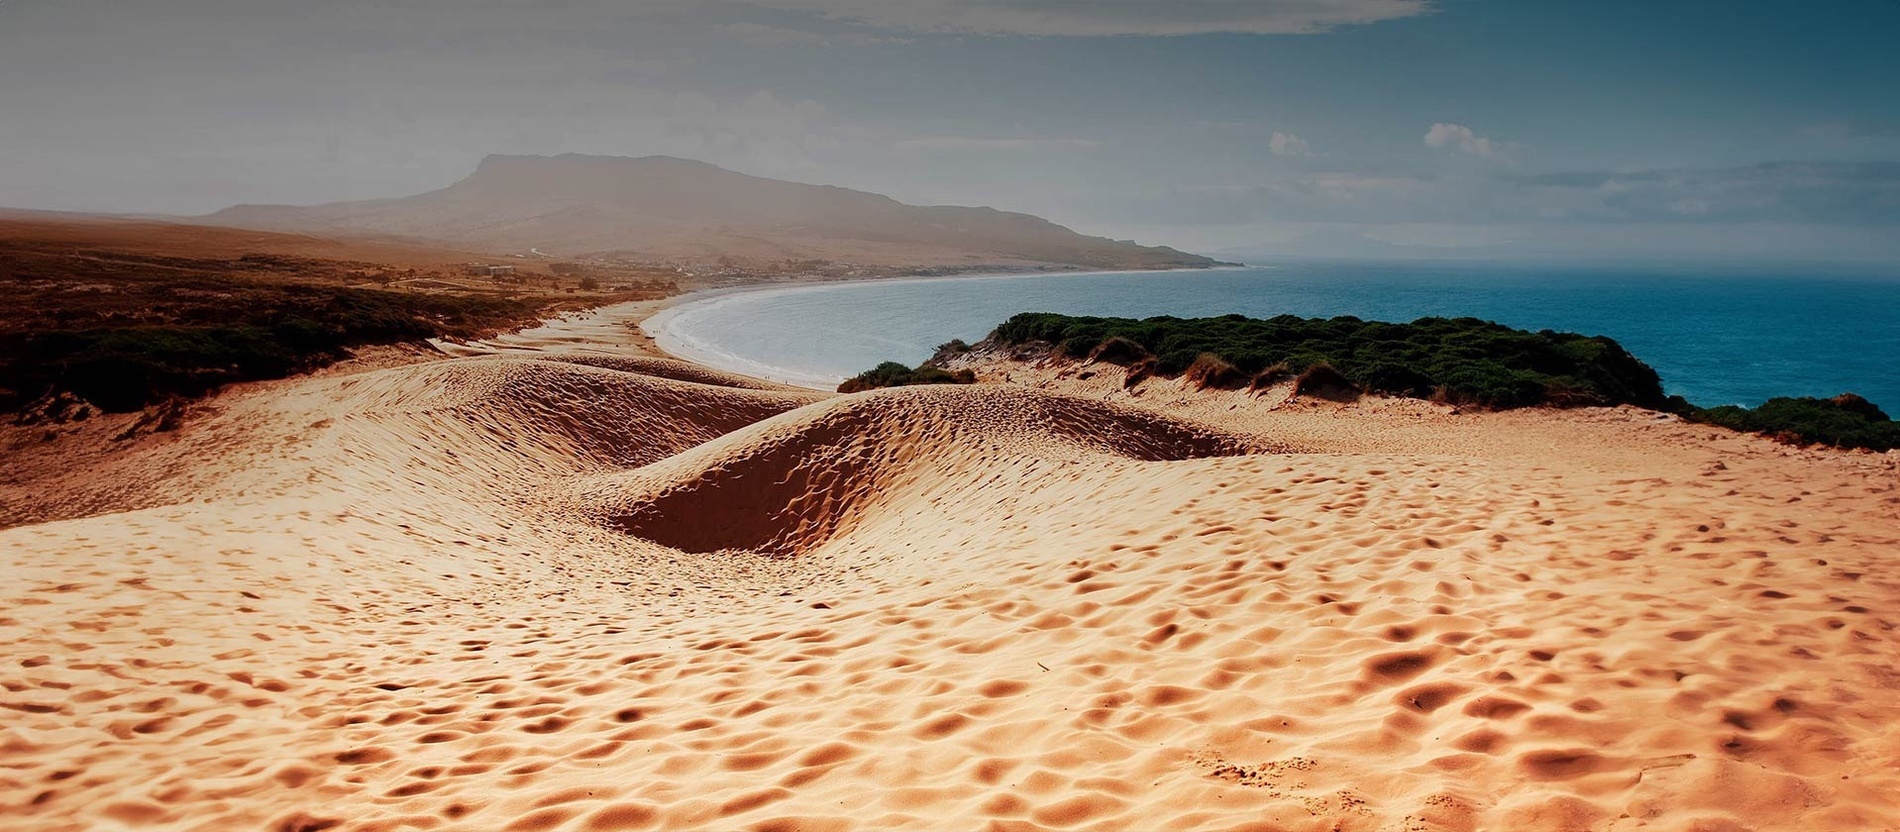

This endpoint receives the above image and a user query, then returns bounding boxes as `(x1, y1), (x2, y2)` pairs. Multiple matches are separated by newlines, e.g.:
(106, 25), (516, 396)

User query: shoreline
(639, 266), (1249, 391)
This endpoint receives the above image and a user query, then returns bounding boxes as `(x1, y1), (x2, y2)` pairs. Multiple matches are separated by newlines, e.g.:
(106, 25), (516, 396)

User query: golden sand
(4, 312), (1898, 831)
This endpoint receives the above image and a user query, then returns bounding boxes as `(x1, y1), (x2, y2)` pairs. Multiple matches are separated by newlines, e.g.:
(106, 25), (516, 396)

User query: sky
(2, 0), (1898, 262)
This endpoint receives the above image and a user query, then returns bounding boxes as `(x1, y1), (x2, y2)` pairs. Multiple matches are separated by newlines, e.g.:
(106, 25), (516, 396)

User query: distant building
(464, 263), (517, 277)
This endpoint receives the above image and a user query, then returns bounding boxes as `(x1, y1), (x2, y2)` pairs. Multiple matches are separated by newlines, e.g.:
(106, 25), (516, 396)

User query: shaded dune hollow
(332, 357), (825, 469)
(588, 385), (1269, 557)
(535, 353), (803, 392)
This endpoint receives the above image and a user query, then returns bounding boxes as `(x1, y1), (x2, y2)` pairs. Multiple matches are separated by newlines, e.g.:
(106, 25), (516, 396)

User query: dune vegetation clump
(1247, 361), (1295, 392)
(1086, 336), (1152, 366)
(1183, 353), (1248, 390)
(989, 311), (1669, 410)
(837, 361), (976, 393)
(1684, 393), (1900, 451)
(1292, 362), (1359, 400)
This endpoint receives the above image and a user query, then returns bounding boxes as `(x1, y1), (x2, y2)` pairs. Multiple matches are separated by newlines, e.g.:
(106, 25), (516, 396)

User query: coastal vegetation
(837, 361), (975, 393)
(991, 311), (1669, 409)
(839, 311), (1899, 451)
(1684, 394), (1899, 451)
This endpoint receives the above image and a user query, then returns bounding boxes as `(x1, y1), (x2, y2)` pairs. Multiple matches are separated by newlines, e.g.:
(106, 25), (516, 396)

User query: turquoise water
(644, 261), (1900, 408)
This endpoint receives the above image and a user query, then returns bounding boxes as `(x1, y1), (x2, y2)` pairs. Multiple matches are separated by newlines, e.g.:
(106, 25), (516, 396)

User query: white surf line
(640, 266), (1241, 392)
(641, 286), (846, 390)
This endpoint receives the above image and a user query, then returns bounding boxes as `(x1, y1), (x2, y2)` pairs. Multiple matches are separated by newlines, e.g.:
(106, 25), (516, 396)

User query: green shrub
(1686, 393), (1899, 451)
(1087, 336), (1151, 366)
(1294, 362), (1359, 399)
(990, 311), (1667, 410)
(837, 362), (976, 393)
(1248, 362), (1294, 392)
(1124, 357), (1157, 390)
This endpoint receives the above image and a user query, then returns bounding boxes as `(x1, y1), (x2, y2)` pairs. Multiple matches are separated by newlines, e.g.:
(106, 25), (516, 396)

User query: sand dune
(4, 343), (1899, 830)
(584, 385), (1264, 557)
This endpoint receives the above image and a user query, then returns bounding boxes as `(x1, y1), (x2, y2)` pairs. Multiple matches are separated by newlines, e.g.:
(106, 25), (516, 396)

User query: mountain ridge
(202, 154), (1226, 271)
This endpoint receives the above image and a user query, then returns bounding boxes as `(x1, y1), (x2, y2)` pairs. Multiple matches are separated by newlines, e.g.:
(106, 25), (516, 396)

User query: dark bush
(837, 361), (976, 393)
(1248, 362), (1294, 392)
(1686, 394), (1899, 451)
(1294, 362), (1359, 400)
(989, 311), (1667, 410)
(1124, 357), (1157, 390)
(1087, 336), (1151, 366)
(1826, 393), (1889, 421)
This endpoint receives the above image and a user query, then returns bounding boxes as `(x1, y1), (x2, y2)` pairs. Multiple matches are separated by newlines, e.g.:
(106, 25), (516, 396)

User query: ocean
(643, 261), (1900, 408)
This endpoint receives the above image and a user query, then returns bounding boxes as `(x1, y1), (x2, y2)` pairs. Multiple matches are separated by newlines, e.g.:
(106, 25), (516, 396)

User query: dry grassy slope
(0, 213), (518, 270)
(2, 349), (1898, 832)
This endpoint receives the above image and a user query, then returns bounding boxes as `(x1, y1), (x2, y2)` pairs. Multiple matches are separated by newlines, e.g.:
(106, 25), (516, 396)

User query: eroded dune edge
(3, 342), (1899, 832)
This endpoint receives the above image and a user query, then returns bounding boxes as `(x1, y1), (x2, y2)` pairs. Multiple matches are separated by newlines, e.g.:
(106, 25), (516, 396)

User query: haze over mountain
(203, 154), (1222, 271)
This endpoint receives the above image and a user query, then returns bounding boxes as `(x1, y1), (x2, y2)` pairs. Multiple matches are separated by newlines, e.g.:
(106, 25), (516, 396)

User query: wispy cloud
(720, 21), (911, 47)
(1424, 122), (1514, 161)
(1122, 162), (1900, 228)
(734, 0), (1435, 37)
(896, 136), (1102, 152)
(1269, 132), (1313, 156)
(1800, 121), (1900, 141)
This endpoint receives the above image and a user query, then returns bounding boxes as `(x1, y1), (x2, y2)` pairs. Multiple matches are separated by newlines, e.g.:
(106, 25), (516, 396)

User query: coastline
(634, 262), (1900, 410)
(639, 266), (1251, 391)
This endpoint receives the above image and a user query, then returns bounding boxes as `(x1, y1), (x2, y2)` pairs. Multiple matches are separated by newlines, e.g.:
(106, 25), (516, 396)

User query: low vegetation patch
(0, 234), (663, 414)
(1293, 362), (1358, 400)
(838, 310), (1900, 452)
(3, 286), (551, 413)
(991, 311), (1669, 410)
(837, 361), (976, 393)
(1681, 394), (1899, 451)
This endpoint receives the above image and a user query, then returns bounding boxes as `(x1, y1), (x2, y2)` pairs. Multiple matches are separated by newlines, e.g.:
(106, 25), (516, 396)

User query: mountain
(202, 154), (1224, 270)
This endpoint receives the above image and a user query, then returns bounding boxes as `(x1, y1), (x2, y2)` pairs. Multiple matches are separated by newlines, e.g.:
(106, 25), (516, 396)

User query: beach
(631, 263), (1900, 409)
(3, 297), (1899, 831)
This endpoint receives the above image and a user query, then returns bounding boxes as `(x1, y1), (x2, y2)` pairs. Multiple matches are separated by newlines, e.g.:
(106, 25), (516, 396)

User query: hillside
(202, 154), (1225, 271)
(0, 215), (677, 415)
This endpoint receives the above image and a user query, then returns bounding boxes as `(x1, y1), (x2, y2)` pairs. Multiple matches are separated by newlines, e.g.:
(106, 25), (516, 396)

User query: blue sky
(2, 0), (1896, 261)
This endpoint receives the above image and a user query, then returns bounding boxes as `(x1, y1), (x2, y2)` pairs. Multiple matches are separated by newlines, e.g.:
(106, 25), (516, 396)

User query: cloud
(1800, 122), (1900, 141)
(734, 0), (1435, 37)
(896, 136), (1102, 152)
(1269, 132), (1313, 156)
(1113, 162), (1900, 228)
(720, 21), (911, 47)
(1424, 122), (1515, 161)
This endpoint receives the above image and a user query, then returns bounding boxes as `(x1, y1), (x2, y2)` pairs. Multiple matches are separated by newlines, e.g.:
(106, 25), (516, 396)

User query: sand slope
(4, 350), (1899, 831)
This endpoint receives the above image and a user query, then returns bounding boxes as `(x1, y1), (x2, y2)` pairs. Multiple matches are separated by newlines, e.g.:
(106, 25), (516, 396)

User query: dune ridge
(3, 339), (1899, 831)
(586, 385), (1265, 557)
